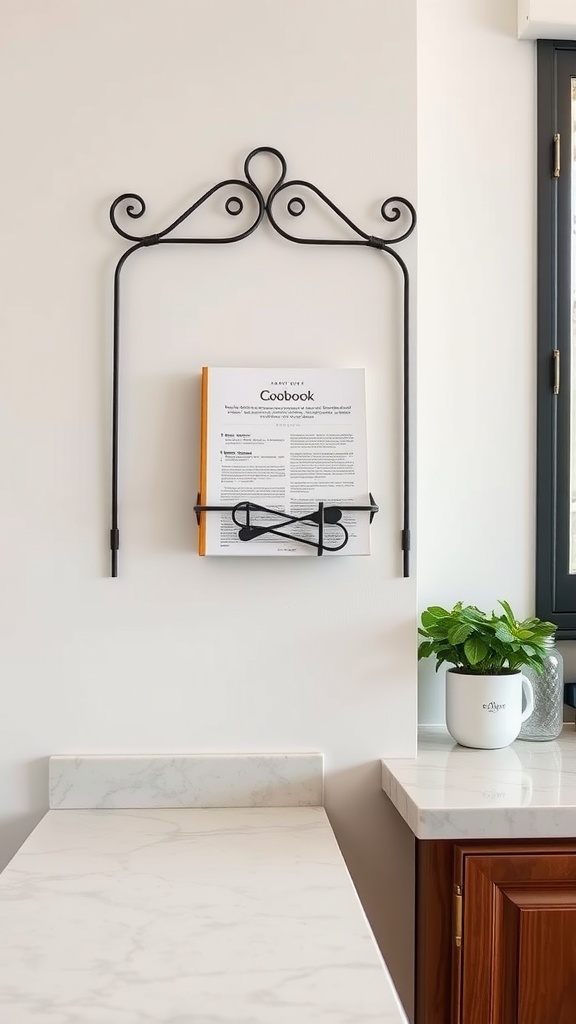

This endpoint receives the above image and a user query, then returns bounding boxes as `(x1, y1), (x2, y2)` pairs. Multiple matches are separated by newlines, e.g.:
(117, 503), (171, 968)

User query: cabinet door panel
(459, 852), (576, 1024)
(517, 898), (576, 1024)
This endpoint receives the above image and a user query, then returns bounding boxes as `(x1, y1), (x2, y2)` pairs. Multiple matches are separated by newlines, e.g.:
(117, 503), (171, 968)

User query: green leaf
(447, 623), (473, 645)
(460, 606), (486, 623)
(419, 623), (449, 641)
(520, 615), (555, 628)
(417, 641), (435, 660)
(421, 610), (449, 631)
(498, 599), (517, 626)
(527, 622), (556, 638)
(463, 636), (489, 666)
(494, 623), (515, 644)
(519, 644), (536, 657)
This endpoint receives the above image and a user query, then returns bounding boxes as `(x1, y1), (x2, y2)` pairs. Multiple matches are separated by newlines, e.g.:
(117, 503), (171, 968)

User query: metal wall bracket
(109, 146), (416, 577)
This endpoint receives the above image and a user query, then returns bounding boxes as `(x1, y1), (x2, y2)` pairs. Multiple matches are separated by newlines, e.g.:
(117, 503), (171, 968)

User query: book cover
(198, 367), (370, 556)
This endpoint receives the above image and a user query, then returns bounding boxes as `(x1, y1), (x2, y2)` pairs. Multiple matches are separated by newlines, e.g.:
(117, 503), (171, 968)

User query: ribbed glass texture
(519, 648), (564, 741)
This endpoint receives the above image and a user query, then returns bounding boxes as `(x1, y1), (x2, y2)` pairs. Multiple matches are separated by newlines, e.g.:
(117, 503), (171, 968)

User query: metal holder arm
(193, 496), (379, 556)
(109, 146), (416, 576)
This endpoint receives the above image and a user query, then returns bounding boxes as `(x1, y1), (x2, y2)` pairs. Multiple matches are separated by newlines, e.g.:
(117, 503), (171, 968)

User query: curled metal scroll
(109, 146), (416, 577)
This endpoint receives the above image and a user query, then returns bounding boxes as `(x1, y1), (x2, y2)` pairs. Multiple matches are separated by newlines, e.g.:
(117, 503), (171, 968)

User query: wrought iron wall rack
(109, 146), (416, 576)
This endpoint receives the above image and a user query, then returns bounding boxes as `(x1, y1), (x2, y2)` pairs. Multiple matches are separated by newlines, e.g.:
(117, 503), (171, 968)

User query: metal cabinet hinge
(554, 133), (561, 178)
(453, 884), (462, 948)
(553, 349), (560, 395)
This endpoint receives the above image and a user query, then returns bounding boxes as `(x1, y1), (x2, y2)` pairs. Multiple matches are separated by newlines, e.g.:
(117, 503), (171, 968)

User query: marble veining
(0, 807), (407, 1024)
(49, 753), (323, 809)
(382, 725), (576, 839)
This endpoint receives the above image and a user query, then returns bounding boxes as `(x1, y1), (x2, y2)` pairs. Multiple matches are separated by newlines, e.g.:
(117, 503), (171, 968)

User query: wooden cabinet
(416, 839), (576, 1024)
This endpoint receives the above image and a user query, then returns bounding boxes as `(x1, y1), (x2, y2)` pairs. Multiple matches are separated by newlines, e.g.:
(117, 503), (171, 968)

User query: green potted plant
(418, 601), (557, 749)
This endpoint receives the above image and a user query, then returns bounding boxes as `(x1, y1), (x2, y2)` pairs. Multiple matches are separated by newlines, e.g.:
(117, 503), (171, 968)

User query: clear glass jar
(518, 647), (564, 741)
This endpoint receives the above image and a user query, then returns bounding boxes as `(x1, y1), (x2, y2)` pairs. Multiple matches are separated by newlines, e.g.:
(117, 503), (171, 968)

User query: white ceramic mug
(445, 669), (534, 749)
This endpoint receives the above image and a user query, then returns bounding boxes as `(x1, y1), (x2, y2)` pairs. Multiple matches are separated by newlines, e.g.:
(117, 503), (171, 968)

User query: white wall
(0, 0), (417, 1015)
(417, 0), (537, 724)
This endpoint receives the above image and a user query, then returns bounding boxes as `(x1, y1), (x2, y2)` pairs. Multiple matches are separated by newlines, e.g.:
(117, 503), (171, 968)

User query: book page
(200, 368), (370, 556)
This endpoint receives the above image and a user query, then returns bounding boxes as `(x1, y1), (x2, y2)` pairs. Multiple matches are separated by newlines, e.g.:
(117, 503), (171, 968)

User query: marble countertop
(0, 806), (408, 1024)
(381, 725), (576, 840)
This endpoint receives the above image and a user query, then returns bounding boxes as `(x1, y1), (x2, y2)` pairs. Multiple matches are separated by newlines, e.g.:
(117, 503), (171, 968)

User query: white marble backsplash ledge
(50, 753), (323, 809)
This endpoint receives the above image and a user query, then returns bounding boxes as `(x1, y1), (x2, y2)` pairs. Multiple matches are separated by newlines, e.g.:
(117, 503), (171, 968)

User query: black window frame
(537, 40), (576, 637)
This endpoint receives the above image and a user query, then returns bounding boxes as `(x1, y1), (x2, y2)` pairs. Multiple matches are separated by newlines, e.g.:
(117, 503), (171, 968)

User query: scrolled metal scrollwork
(109, 146), (416, 578)
(287, 197), (306, 217)
(225, 196), (244, 217)
(267, 179), (372, 246)
(109, 193), (148, 240)
(266, 183), (416, 246)
(110, 179), (264, 244)
(379, 196), (417, 244)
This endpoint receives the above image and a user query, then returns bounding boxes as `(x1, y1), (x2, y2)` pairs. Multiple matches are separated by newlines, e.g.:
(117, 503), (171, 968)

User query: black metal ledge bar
(193, 497), (380, 556)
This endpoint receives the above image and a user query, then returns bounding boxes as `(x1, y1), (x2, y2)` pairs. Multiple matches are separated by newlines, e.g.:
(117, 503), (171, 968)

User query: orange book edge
(198, 366), (209, 555)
